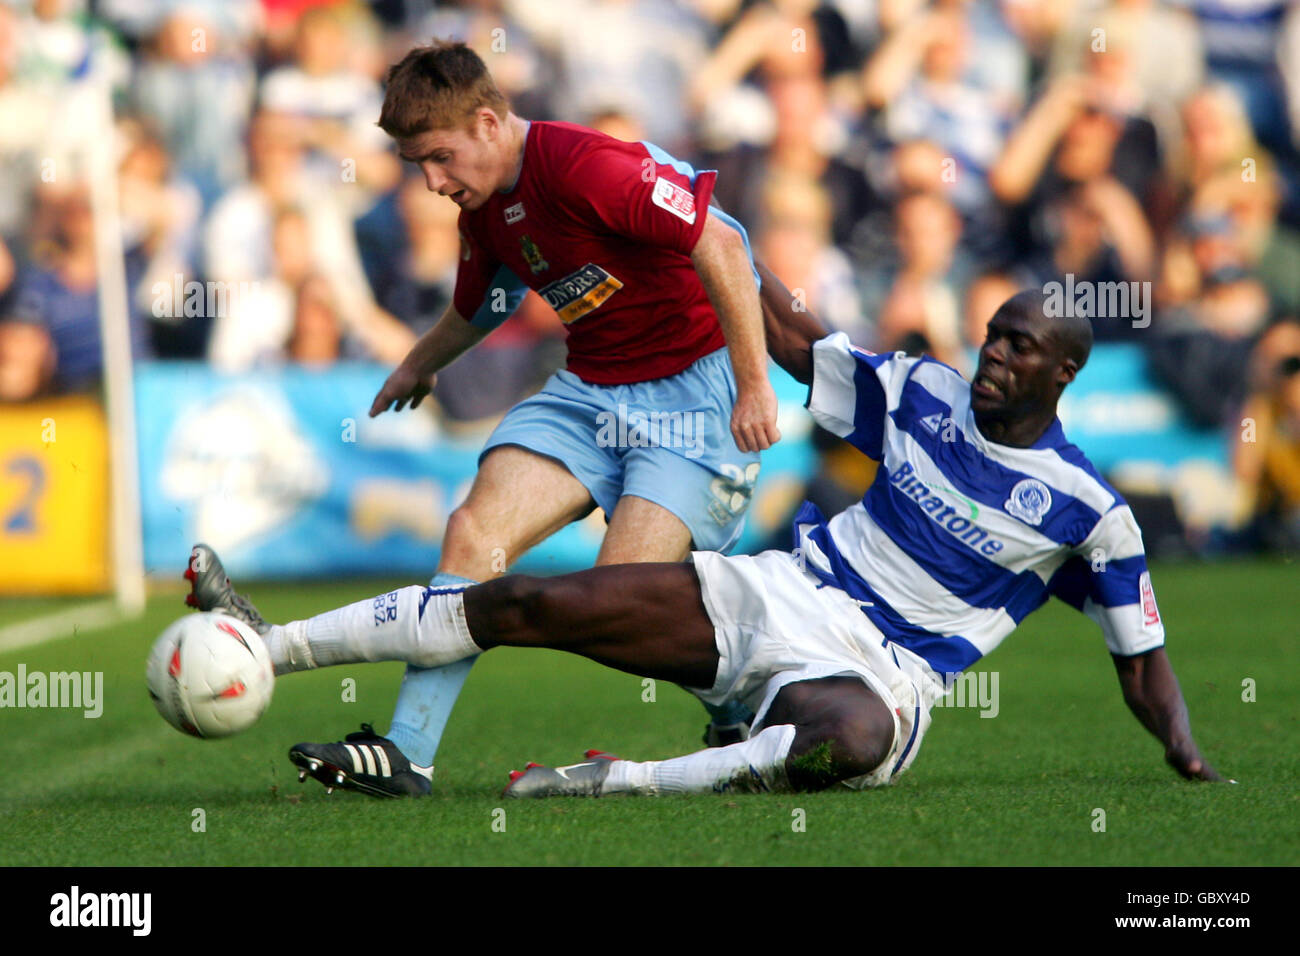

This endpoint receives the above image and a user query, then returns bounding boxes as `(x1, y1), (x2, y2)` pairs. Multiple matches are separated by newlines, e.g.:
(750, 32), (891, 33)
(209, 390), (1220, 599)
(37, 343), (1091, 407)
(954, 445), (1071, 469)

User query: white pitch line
(0, 599), (126, 654)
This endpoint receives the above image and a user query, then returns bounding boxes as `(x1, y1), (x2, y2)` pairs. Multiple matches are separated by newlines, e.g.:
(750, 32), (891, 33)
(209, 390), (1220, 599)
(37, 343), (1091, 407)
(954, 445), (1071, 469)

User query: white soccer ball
(146, 612), (275, 738)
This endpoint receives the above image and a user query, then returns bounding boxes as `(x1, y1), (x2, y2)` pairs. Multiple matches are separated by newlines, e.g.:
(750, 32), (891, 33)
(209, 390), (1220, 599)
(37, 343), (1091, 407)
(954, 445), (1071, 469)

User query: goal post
(82, 78), (145, 615)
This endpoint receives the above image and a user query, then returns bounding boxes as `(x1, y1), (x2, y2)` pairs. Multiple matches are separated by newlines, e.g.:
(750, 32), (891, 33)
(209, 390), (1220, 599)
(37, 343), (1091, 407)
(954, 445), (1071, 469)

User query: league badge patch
(651, 178), (697, 224)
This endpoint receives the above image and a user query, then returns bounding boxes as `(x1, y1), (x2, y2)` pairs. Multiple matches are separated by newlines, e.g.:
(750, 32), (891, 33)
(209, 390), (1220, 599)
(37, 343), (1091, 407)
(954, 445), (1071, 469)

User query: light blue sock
(703, 698), (754, 728)
(385, 572), (478, 767)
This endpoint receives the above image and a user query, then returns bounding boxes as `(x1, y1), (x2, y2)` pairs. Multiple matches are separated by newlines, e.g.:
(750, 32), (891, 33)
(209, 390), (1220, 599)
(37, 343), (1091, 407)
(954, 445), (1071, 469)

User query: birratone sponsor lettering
(887, 461), (1005, 557)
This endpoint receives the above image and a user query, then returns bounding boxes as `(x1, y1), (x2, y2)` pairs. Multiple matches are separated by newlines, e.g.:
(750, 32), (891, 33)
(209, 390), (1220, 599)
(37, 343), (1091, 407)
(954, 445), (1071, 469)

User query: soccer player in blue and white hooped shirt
(194, 263), (1223, 795)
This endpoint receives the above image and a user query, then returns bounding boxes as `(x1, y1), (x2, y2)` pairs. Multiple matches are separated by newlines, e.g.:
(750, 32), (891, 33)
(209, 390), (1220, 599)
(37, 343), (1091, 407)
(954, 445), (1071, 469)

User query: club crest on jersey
(651, 178), (697, 224)
(1139, 571), (1161, 628)
(1004, 478), (1052, 526)
(539, 264), (624, 324)
(504, 202), (525, 224)
(519, 234), (548, 274)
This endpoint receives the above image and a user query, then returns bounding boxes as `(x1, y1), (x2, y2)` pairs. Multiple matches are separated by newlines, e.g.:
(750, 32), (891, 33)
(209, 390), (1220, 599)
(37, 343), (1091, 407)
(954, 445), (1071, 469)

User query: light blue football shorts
(481, 346), (762, 553)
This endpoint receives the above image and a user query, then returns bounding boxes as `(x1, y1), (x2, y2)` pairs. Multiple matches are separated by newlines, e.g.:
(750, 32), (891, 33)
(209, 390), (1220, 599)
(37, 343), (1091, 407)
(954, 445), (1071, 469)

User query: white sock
(602, 724), (797, 795)
(263, 585), (481, 676)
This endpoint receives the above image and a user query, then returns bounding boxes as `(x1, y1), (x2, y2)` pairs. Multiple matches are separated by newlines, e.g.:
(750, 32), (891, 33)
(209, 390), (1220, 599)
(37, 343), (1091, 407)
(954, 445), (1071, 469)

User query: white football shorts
(690, 548), (944, 788)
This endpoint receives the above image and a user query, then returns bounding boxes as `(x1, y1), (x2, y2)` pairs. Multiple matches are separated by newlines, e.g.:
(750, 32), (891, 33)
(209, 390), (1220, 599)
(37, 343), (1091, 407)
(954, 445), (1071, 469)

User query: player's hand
(731, 381), (781, 453)
(1166, 746), (1228, 782)
(369, 363), (436, 417)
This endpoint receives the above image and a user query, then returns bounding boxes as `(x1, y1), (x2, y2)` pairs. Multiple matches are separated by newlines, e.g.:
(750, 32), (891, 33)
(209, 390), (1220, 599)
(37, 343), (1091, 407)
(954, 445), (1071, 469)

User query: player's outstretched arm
(1112, 647), (1225, 782)
(369, 306), (488, 416)
(755, 260), (830, 385)
(692, 214), (781, 453)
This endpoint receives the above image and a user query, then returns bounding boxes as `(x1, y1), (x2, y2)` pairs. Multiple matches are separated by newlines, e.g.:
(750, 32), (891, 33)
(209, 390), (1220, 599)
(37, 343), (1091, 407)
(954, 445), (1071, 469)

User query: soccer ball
(146, 612), (275, 738)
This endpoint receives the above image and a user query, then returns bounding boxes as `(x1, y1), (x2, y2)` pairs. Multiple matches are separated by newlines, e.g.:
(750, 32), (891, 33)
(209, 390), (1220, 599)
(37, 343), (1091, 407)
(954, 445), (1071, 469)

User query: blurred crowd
(0, 0), (1298, 549)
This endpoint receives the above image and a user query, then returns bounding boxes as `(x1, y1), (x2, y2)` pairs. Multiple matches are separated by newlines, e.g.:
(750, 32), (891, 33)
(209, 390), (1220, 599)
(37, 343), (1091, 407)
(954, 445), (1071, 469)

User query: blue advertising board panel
(136, 362), (816, 578)
(137, 347), (1220, 578)
(1056, 345), (1226, 471)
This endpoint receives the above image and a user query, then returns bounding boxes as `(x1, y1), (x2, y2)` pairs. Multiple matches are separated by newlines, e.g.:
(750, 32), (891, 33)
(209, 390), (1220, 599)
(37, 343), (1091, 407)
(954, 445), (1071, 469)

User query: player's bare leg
(597, 494), (753, 741)
(382, 443), (595, 782)
(463, 570), (895, 795)
(263, 561), (897, 795)
(468, 564), (718, 684)
(440, 444), (597, 579)
(595, 495), (693, 565)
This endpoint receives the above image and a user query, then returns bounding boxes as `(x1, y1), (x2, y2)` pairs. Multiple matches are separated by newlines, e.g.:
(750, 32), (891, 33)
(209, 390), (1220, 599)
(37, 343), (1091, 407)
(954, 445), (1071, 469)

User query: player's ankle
(384, 721), (436, 769)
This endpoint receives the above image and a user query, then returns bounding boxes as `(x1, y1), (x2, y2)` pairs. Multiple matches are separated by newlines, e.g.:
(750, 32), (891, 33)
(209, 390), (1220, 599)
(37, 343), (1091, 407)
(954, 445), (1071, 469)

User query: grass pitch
(1, 559), (1296, 866)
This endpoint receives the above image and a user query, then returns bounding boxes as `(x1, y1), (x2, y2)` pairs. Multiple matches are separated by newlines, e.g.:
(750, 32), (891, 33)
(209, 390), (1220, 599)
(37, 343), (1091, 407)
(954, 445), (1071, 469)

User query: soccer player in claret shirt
(188, 273), (1223, 798)
(237, 40), (778, 796)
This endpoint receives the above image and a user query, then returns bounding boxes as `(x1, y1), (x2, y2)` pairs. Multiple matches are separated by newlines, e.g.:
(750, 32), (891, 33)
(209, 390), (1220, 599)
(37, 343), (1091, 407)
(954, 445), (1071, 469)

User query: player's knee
(821, 707), (892, 776)
(786, 697), (894, 790)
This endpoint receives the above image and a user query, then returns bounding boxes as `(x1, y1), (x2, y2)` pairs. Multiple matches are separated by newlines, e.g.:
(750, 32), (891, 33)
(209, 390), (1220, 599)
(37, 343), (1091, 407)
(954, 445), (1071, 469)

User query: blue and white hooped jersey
(795, 332), (1165, 676)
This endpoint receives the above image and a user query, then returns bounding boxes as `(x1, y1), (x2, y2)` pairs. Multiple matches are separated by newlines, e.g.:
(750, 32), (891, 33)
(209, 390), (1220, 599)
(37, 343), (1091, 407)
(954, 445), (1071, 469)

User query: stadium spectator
(0, 317), (55, 402)
(859, 190), (970, 365)
(586, 106), (647, 143)
(1168, 84), (1268, 214)
(286, 273), (343, 367)
(1227, 160), (1300, 316)
(0, 234), (13, 305)
(1283, 2), (1300, 152)
(257, 0), (334, 64)
(206, 204), (308, 368)
(366, 170), (459, 337)
(995, 0), (1063, 69)
(12, 0), (130, 93)
(850, 139), (970, 269)
(753, 171), (864, 341)
(1020, 177), (1157, 340)
(0, 3), (80, 242)
(516, 0), (711, 154)
(1231, 320), (1300, 552)
(1147, 239), (1272, 427)
(1172, 0), (1293, 154)
(863, 4), (1011, 200)
(687, 0), (858, 121)
(1048, 0), (1205, 151)
(992, 72), (1161, 265)
(116, 118), (204, 355)
(130, 7), (258, 207)
(9, 182), (150, 392)
(705, 68), (876, 254)
(204, 110), (411, 369)
(259, 4), (399, 211)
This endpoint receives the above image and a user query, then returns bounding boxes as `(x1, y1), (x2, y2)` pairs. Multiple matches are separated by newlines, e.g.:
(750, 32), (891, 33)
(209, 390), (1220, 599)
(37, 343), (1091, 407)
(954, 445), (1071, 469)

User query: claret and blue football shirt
(453, 121), (741, 385)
